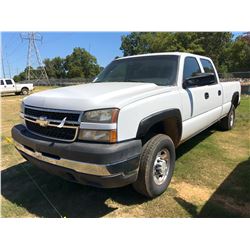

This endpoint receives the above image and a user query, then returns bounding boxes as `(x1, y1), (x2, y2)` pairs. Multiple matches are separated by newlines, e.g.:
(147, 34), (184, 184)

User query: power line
(1, 47), (6, 78)
(20, 32), (49, 84)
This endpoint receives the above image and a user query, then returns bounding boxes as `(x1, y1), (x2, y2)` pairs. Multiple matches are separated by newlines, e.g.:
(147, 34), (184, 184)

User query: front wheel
(133, 134), (175, 198)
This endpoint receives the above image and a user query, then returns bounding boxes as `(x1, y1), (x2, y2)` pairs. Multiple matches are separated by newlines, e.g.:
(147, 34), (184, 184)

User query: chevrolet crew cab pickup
(0, 79), (34, 95)
(12, 52), (241, 198)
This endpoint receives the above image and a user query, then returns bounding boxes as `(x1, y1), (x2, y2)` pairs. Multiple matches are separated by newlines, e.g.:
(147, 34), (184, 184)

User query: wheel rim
(230, 110), (234, 127)
(153, 148), (170, 185)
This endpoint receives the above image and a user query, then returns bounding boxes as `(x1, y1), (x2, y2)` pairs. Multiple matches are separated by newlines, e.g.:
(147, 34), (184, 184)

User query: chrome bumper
(15, 141), (111, 176)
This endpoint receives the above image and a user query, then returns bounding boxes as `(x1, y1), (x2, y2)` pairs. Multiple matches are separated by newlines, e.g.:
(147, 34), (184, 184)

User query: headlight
(78, 130), (117, 143)
(82, 109), (119, 123)
(79, 108), (119, 143)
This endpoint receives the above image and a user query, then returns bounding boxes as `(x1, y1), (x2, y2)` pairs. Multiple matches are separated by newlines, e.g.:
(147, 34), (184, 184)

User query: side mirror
(183, 73), (216, 89)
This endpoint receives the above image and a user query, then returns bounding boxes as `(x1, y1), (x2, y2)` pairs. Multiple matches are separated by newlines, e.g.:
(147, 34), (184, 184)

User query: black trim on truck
(136, 109), (182, 144)
(232, 92), (240, 108)
(12, 124), (142, 188)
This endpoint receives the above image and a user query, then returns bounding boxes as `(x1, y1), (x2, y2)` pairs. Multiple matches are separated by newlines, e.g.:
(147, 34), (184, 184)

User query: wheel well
(137, 110), (182, 148)
(21, 87), (28, 91)
(232, 92), (239, 108)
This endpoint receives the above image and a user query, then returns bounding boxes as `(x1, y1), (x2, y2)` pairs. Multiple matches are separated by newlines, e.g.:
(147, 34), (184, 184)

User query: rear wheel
(133, 134), (175, 198)
(219, 105), (235, 130)
(21, 87), (29, 95)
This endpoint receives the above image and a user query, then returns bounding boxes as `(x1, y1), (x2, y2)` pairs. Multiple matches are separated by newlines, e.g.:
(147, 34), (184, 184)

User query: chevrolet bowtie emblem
(36, 116), (49, 127)
(57, 117), (67, 128)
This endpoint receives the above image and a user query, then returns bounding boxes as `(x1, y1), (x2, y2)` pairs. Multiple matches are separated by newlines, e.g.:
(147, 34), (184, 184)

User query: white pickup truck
(0, 79), (34, 95)
(12, 52), (241, 198)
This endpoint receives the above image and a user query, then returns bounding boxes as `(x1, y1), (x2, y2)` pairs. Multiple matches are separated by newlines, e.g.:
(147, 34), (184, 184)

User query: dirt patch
(215, 138), (248, 160)
(104, 198), (145, 217)
(171, 181), (213, 204)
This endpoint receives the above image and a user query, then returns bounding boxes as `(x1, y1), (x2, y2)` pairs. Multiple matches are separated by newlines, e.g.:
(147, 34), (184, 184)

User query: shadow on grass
(174, 157), (250, 217)
(1, 161), (148, 218)
(176, 126), (215, 160)
(1, 126), (219, 218)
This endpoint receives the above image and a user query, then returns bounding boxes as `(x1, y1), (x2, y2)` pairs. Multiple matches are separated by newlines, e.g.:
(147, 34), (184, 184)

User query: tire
(219, 105), (235, 131)
(21, 87), (29, 95)
(133, 134), (175, 198)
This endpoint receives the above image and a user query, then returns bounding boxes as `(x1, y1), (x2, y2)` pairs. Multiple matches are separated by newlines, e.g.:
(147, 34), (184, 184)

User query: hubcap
(153, 149), (170, 185)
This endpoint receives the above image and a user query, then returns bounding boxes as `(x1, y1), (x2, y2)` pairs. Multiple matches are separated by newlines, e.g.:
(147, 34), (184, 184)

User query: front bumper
(12, 124), (142, 188)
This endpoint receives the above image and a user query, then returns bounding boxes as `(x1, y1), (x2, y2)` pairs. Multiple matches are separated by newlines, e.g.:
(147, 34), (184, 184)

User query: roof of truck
(116, 52), (211, 60)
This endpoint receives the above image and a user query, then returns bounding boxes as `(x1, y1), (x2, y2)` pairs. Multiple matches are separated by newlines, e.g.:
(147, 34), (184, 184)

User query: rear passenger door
(199, 58), (223, 116)
(182, 56), (211, 118)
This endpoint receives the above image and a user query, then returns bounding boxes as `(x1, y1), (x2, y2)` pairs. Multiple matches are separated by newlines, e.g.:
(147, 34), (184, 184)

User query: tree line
(14, 32), (250, 82)
(14, 47), (102, 82)
(120, 32), (250, 73)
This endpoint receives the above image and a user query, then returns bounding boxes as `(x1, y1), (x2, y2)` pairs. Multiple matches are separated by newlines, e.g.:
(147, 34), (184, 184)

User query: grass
(1, 87), (249, 217)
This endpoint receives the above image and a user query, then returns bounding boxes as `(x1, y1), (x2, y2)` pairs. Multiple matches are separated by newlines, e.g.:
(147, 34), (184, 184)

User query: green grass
(1, 89), (250, 218)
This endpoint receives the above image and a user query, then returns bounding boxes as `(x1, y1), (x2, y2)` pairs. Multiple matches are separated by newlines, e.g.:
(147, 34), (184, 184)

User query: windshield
(94, 55), (179, 86)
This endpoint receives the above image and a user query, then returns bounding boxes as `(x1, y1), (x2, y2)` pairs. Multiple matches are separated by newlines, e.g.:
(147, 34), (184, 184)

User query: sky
(1, 32), (243, 78)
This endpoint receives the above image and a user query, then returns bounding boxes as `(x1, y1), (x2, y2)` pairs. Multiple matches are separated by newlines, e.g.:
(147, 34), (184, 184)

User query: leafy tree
(228, 36), (250, 72)
(120, 32), (237, 72)
(196, 32), (233, 71)
(13, 47), (101, 81)
(65, 48), (100, 79)
(44, 57), (66, 79)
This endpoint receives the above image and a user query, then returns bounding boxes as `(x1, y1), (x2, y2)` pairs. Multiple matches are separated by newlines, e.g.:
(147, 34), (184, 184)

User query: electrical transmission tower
(20, 32), (49, 83)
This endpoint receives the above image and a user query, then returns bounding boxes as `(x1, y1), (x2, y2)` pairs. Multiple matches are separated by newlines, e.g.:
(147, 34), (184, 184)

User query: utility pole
(1, 47), (6, 78)
(20, 32), (49, 84)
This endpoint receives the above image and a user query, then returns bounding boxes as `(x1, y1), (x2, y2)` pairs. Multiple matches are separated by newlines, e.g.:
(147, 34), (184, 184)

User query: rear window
(200, 59), (216, 73)
(200, 59), (217, 83)
(1, 80), (4, 85)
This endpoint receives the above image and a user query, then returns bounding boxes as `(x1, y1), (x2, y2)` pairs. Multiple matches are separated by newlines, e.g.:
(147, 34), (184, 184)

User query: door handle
(218, 90), (221, 96)
(204, 92), (209, 99)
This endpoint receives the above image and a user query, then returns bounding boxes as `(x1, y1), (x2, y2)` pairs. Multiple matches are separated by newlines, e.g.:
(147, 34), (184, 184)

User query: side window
(6, 79), (13, 85)
(183, 57), (201, 80)
(200, 59), (217, 83)
(1, 80), (4, 85)
(200, 59), (215, 73)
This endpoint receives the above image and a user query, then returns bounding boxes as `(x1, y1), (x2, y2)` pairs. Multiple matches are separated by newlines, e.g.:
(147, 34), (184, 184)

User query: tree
(228, 36), (250, 72)
(13, 47), (101, 81)
(44, 57), (66, 79)
(65, 48), (101, 79)
(120, 32), (205, 56)
(196, 32), (233, 71)
(120, 32), (235, 72)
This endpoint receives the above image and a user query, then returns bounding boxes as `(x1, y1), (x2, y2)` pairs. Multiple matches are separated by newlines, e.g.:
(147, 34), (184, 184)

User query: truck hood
(23, 82), (174, 111)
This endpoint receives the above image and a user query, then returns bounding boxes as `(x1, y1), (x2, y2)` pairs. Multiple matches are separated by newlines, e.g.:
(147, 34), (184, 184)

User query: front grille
(24, 106), (81, 141)
(25, 107), (80, 122)
(26, 120), (77, 141)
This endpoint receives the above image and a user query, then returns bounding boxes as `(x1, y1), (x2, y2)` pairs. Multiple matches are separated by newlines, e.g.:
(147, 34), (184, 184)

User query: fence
(19, 78), (93, 86)
(219, 72), (250, 84)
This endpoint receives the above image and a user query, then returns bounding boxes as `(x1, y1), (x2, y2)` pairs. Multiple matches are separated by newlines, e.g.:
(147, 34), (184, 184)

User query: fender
(232, 92), (240, 108)
(136, 108), (182, 143)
